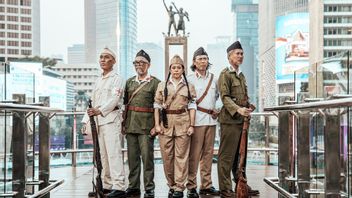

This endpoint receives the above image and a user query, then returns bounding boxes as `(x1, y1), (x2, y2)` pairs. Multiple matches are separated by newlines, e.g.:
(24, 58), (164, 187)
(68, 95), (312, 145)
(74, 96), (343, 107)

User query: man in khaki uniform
(154, 55), (197, 198)
(82, 48), (126, 198)
(217, 41), (256, 198)
(186, 47), (220, 198)
(123, 50), (160, 198)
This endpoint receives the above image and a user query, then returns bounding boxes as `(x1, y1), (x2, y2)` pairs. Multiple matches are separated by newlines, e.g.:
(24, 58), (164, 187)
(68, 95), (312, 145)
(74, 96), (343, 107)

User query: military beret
(101, 47), (117, 60)
(135, 49), (151, 63)
(226, 41), (243, 53)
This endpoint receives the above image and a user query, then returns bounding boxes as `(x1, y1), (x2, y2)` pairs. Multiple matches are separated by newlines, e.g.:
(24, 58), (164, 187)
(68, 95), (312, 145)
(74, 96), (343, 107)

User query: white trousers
(98, 122), (125, 190)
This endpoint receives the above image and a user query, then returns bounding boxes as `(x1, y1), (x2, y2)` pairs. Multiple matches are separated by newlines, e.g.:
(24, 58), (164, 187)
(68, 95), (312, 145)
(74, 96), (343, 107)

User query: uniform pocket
(231, 80), (243, 94)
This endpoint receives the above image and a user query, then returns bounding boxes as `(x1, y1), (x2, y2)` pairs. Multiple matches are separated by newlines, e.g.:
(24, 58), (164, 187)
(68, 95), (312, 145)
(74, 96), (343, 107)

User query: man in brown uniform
(123, 50), (160, 198)
(217, 41), (257, 197)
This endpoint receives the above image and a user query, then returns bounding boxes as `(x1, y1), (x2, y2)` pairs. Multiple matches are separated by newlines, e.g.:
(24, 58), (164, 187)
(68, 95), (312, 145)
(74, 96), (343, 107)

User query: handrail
(264, 97), (352, 112)
(0, 103), (63, 113)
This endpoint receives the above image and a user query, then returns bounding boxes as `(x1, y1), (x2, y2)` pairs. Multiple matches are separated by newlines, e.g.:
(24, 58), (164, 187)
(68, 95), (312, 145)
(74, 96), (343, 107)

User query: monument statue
(163, 0), (177, 36)
(172, 2), (189, 36)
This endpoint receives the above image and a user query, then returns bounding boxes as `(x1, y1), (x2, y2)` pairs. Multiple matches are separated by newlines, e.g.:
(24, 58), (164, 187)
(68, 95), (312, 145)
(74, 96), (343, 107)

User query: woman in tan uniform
(154, 55), (197, 198)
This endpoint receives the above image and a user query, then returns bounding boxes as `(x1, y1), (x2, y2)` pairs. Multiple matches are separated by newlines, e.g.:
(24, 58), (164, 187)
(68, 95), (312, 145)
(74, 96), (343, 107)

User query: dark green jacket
(124, 76), (160, 134)
(218, 67), (249, 124)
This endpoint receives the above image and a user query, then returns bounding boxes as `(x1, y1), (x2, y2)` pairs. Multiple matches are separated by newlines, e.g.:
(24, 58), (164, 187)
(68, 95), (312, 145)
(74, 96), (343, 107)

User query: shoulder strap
(127, 78), (153, 105)
(196, 73), (214, 105)
(165, 84), (186, 107)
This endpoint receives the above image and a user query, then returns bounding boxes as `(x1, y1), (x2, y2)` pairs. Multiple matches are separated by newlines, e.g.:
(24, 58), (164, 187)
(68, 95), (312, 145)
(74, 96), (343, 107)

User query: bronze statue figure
(163, 0), (177, 36)
(172, 2), (189, 36)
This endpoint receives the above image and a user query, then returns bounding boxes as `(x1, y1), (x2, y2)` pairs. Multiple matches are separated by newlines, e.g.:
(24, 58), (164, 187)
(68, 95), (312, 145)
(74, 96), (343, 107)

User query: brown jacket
(154, 80), (197, 136)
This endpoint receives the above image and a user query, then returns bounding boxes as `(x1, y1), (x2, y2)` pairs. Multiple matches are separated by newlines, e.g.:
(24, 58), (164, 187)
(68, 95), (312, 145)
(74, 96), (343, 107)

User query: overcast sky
(40, 0), (233, 62)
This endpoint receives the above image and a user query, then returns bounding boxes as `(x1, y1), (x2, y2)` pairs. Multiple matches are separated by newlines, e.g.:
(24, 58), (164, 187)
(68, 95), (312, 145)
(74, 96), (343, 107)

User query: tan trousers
(98, 123), (125, 190)
(159, 134), (190, 191)
(187, 126), (216, 190)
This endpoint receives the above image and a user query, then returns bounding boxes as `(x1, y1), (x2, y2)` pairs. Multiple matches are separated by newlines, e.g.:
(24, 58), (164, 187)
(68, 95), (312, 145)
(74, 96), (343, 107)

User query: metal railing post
(72, 112), (77, 167)
(324, 112), (341, 198)
(39, 96), (50, 198)
(297, 112), (310, 198)
(12, 94), (26, 198)
(264, 115), (270, 165)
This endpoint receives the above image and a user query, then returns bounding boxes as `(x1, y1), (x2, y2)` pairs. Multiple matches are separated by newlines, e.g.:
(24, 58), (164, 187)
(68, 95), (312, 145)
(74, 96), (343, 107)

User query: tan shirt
(82, 71), (125, 126)
(154, 80), (197, 136)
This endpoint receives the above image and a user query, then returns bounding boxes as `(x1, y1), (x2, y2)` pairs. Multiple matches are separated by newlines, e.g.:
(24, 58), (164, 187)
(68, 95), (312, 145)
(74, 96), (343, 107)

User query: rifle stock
(88, 99), (104, 198)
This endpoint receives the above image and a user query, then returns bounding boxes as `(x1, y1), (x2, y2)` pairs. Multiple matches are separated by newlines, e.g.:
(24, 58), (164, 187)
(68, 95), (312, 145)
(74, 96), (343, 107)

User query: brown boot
(220, 190), (235, 198)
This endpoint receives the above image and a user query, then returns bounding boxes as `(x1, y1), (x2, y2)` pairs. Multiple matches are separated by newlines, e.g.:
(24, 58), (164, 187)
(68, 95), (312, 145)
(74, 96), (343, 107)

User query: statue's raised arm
(163, 0), (169, 11)
(171, 2), (180, 13)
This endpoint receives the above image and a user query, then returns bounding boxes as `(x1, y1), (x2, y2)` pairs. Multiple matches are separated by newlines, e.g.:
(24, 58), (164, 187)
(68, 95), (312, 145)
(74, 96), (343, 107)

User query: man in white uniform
(82, 47), (126, 198)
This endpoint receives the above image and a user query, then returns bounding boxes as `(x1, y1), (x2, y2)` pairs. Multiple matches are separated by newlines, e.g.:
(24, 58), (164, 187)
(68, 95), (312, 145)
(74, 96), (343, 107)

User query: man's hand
(150, 127), (158, 137)
(87, 108), (101, 116)
(187, 126), (194, 136)
(237, 107), (252, 117)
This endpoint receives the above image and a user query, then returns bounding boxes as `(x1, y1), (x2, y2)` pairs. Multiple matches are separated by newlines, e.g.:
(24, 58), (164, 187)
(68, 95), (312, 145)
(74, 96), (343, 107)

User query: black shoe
(103, 188), (113, 194)
(187, 188), (199, 198)
(107, 189), (127, 198)
(168, 189), (174, 198)
(144, 189), (155, 198)
(172, 191), (184, 198)
(199, 186), (220, 195)
(126, 188), (141, 197)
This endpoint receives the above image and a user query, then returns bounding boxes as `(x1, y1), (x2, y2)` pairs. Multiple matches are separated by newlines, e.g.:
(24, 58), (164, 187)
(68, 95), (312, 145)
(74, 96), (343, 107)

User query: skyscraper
(67, 44), (85, 64)
(0, 0), (40, 61)
(84, 0), (137, 79)
(232, 0), (259, 108)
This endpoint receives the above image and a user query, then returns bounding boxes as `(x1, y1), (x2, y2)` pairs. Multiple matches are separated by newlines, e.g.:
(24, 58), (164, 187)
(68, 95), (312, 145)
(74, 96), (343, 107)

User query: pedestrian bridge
(0, 95), (352, 197)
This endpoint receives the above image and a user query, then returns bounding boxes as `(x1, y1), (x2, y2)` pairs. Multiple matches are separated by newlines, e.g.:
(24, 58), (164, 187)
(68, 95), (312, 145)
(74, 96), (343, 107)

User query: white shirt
(82, 71), (125, 126)
(188, 71), (219, 126)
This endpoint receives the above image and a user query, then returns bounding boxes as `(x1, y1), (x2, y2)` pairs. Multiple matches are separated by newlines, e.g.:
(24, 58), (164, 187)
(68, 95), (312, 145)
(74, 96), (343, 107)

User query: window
(0, 23), (4, 29)
(21, 49), (31, 55)
(7, 16), (18, 22)
(7, 7), (18, 13)
(0, 15), (4, 21)
(7, 40), (18, 46)
(7, 24), (18, 30)
(21, 8), (30, 14)
(7, 49), (18, 54)
(8, 32), (18, 38)
(21, 33), (31, 39)
(7, 0), (18, 5)
(0, 7), (5, 12)
(0, 40), (4, 46)
(21, 41), (31, 47)
(0, 32), (4, 37)
(21, 25), (31, 31)
(20, 0), (31, 6)
(0, 48), (5, 54)
(20, 17), (31, 23)
(0, 0), (4, 4)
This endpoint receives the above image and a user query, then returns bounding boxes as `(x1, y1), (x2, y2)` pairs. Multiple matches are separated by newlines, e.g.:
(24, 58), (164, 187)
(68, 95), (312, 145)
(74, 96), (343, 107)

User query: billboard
(275, 13), (309, 84)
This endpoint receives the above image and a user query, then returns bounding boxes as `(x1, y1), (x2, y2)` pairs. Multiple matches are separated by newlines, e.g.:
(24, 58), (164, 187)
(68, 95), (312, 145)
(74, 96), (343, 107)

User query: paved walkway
(51, 164), (278, 197)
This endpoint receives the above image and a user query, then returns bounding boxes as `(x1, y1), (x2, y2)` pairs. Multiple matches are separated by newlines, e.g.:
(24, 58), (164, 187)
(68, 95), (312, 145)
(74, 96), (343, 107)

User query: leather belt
(165, 108), (187, 114)
(197, 106), (214, 115)
(127, 106), (154, 113)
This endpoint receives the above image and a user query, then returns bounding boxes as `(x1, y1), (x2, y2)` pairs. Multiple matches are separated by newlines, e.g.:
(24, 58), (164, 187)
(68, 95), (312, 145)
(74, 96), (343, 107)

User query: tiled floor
(50, 163), (278, 198)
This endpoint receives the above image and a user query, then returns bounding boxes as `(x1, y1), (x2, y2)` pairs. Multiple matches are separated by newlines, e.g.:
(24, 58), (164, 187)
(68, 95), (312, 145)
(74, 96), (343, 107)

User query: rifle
(236, 104), (255, 198)
(88, 99), (104, 198)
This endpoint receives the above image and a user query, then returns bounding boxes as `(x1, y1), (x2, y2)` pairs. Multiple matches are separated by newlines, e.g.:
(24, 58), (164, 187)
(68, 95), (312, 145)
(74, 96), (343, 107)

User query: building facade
(68, 44), (85, 64)
(0, 0), (40, 61)
(84, 0), (137, 79)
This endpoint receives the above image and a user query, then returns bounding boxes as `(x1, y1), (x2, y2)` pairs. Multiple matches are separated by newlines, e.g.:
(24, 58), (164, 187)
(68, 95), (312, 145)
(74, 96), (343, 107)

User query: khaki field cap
(101, 47), (117, 60)
(170, 55), (184, 67)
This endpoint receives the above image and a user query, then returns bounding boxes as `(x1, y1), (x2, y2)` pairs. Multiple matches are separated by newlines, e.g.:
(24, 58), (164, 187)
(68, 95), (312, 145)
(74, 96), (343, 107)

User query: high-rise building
(258, 0), (308, 110)
(232, 0), (259, 108)
(0, 0), (40, 61)
(84, 0), (137, 79)
(67, 44), (85, 64)
(137, 42), (164, 80)
(207, 36), (231, 77)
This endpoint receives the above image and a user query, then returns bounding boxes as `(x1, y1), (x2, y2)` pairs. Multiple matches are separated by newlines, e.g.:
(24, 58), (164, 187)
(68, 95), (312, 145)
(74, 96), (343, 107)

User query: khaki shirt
(154, 80), (197, 136)
(82, 71), (125, 126)
(124, 75), (160, 134)
(218, 67), (249, 124)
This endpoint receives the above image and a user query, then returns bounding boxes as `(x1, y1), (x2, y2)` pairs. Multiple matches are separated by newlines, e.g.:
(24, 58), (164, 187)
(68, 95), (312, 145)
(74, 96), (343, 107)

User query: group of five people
(82, 41), (259, 198)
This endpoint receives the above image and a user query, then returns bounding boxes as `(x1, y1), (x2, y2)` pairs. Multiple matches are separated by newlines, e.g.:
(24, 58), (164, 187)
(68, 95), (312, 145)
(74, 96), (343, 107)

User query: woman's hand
(155, 125), (164, 135)
(187, 126), (194, 136)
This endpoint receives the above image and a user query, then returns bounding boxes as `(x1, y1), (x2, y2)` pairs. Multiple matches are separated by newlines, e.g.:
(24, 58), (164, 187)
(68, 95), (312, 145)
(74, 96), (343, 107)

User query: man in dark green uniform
(123, 50), (160, 198)
(217, 41), (257, 197)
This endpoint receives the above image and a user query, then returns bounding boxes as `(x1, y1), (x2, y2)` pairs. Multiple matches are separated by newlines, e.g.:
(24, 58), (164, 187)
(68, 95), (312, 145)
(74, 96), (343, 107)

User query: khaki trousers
(217, 123), (242, 191)
(98, 123), (125, 190)
(159, 134), (190, 191)
(187, 125), (216, 190)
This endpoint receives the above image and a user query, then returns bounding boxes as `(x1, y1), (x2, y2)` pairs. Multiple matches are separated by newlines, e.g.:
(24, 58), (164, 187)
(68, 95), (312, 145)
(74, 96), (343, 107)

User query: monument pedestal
(164, 36), (188, 80)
